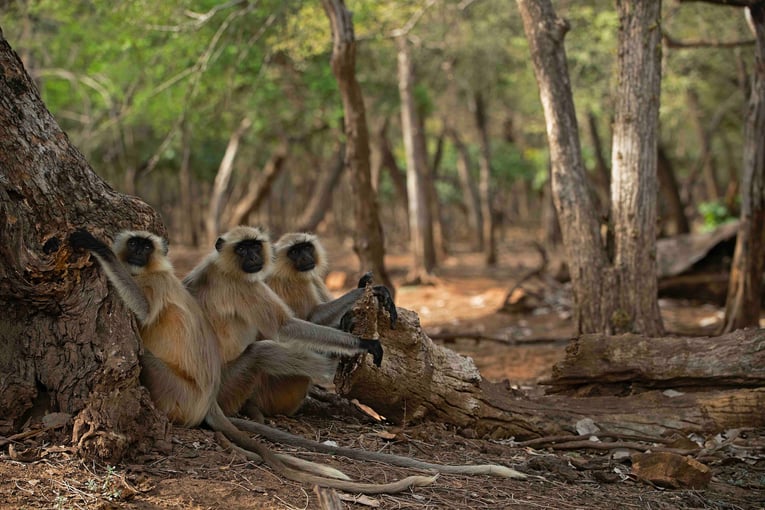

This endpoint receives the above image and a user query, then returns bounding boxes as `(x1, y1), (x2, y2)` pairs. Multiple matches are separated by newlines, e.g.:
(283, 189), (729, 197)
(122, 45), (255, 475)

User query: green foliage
(0, 0), (751, 235)
(698, 200), (737, 231)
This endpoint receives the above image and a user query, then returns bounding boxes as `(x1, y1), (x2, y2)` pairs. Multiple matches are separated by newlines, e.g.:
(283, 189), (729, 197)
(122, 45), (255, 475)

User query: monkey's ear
(215, 237), (225, 252)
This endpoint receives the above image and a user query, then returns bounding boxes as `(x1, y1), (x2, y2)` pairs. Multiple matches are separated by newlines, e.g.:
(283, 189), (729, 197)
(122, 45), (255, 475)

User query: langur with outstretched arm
(182, 226), (383, 418)
(267, 232), (397, 329)
(69, 229), (433, 494)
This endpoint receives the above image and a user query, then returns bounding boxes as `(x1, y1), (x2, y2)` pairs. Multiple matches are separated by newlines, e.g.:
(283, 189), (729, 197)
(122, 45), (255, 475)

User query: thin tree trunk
(377, 119), (409, 208)
(376, 119), (410, 239)
(450, 130), (484, 250)
(178, 123), (194, 245)
(397, 35), (436, 279)
(296, 143), (346, 232)
(0, 35), (165, 458)
(610, 0), (664, 335)
(721, 4), (765, 333)
(657, 144), (691, 235)
(518, 0), (612, 333)
(205, 117), (251, 243)
(322, 0), (394, 294)
(225, 140), (289, 228)
(427, 124), (447, 259)
(687, 89), (722, 202)
(473, 92), (497, 266)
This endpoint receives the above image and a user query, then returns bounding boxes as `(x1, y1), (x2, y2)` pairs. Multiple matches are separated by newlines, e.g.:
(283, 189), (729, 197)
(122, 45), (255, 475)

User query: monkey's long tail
(231, 417), (527, 480)
(207, 405), (437, 494)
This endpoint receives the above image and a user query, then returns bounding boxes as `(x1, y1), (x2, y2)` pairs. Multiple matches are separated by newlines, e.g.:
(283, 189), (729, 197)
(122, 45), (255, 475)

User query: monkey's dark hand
(359, 339), (383, 367)
(371, 285), (398, 329)
(69, 229), (112, 258)
(357, 271), (374, 288)
(357, 273), (398, 329)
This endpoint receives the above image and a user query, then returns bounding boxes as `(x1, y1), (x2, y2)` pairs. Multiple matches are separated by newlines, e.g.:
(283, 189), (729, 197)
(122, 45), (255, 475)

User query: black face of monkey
(234, 239), (264, 273)
(125, 236), (155, 267)
(287, 242), (316, 272)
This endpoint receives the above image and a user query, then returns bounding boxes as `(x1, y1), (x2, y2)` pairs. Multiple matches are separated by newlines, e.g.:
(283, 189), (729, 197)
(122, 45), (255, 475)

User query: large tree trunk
(322, 0), (394, 294)
(610, 0), (664, 336)
(397, 35), (436, 280)
(225, 141), (289, 228)
(473, 92), (498, 266)
(336, 296), (765, 440)
(721, 4), (765, 333)
(0, 35), (165, 460)
(517, 0), (613, 333)
(205, 116), (251, 243)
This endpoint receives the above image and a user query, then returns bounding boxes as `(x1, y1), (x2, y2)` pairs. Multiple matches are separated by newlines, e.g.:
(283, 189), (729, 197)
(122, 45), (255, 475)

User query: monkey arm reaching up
(183, 226), (383, 365)
(267, 232), (397, 329)
(183, 226), (383, 419)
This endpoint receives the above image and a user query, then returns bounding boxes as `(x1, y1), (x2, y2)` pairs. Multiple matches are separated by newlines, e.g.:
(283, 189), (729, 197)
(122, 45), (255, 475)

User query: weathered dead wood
(335, 292), (765, 440)
(547, 329), (765, 390)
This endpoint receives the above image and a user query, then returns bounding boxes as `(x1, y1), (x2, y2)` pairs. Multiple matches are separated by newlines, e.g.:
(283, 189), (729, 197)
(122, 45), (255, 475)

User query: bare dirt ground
(1, 232), (763, 509)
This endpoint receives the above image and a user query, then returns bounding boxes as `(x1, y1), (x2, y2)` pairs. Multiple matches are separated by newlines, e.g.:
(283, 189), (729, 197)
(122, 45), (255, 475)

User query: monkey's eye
(288, 242), (313, 259)
(235, 240), (261, 256)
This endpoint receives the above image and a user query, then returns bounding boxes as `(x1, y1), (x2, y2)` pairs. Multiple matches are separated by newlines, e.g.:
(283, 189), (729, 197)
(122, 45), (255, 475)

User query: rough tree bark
(225, 140), (289, 228)
(397, 35), (437, 280)
(610, 0), (664, 336)
(721, 3), (765, 332)
(322, 0), (394, 294)
(0, 34), (165, 461)
(335, 295), (765, 440)
(517, 0), (613, 333)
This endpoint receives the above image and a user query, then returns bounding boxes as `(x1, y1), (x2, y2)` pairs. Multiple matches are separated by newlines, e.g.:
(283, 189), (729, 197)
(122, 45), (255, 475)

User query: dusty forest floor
(1, 231), (764, 509)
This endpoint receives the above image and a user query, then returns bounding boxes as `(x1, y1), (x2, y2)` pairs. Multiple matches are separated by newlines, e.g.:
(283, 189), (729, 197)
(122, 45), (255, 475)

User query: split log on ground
(546, 329), (765, 391)
(334, 289), (765, 439)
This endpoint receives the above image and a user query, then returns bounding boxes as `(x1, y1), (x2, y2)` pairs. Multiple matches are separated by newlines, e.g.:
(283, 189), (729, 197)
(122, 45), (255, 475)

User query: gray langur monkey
(69, 229), (433, 494)
(267, 232), (397, 329)
(182, 226), (383, 419)
(261, 232), (397, 415)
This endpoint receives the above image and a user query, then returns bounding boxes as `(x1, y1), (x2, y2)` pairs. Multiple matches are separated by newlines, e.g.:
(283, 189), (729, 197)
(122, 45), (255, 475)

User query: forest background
(1, 1), (764, 508)
(5, 0), (749, 266)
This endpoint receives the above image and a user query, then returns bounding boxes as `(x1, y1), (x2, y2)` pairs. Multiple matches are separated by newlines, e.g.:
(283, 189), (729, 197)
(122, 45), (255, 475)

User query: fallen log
(334, 290), (765, 440)
(546, 329), (765, 391)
